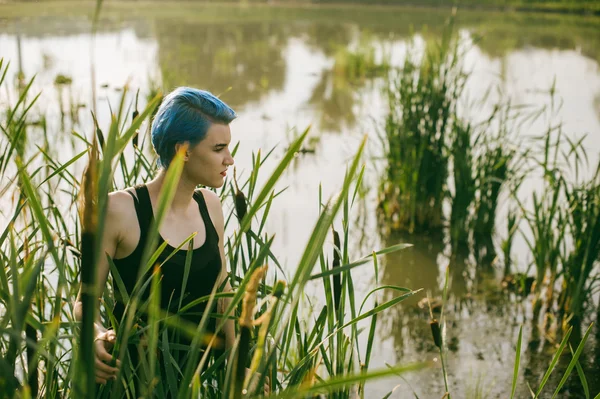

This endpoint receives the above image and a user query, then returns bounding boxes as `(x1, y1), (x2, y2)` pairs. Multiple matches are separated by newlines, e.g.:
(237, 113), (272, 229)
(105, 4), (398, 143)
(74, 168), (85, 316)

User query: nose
(224, 151), (234, 166)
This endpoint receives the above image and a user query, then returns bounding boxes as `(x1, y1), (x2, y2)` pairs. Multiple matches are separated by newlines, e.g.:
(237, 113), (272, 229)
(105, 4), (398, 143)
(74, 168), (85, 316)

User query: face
(182, 123), (234, 188)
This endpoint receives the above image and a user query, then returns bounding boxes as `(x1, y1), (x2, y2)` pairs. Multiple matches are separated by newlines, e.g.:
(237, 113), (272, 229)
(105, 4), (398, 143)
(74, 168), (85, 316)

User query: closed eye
(214, 144), (229, 152)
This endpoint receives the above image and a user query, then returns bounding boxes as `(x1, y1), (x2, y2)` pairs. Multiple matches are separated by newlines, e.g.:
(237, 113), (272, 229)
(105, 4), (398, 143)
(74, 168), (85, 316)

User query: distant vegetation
(4, 0), (600, 15)
(377, 20), (600, 344)
(253, 0), (600, 15)
(307, 0), (600, 13)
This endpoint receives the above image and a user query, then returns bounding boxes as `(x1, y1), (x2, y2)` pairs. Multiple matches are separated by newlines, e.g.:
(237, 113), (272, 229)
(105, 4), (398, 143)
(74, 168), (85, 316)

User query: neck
(146, 169), (196, 213)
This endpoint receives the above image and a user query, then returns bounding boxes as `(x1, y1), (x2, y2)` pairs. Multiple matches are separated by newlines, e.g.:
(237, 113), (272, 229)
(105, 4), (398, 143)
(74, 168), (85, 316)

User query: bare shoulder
(107, 190), (136, 215)
(199, 188), (223, 212)
(106, 190), (137, 233)
(199, 188), (224, 228)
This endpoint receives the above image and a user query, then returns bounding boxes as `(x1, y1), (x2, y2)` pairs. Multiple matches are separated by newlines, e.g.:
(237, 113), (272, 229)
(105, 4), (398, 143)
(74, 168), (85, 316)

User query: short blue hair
(151, 87), (236, 168)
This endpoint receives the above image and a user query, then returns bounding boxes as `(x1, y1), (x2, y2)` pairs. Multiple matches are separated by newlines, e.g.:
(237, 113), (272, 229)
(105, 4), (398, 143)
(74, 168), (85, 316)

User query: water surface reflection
(379, 231), (599, 398)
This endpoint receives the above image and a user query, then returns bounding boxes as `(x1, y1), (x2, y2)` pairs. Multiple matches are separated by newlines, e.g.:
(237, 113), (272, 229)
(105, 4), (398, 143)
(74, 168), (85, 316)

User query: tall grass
(332, 34), (390, 82)
(379, 28), (465, 234)
(512, 123), (600, 331)
(447, 107), (518, 260)
(471, 108), (517, 264)
(560, 163), (600, 330)
(379, 19), (516, 259)
(0, 58), (427, 398)
(449, 119), (476, 253)
(377, 15), (599, 396)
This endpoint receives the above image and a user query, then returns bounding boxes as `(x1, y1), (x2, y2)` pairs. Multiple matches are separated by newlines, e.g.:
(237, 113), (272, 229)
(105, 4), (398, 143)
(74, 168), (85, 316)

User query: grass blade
(572, 344), (590, 399)
(510, 326), (523, 399)
(534, 326), (573, 398)
(550, 324), (594, 399)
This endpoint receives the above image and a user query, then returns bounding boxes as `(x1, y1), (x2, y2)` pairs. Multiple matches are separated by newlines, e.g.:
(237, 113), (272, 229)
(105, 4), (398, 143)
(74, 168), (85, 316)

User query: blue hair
(151, 87), (237, 168)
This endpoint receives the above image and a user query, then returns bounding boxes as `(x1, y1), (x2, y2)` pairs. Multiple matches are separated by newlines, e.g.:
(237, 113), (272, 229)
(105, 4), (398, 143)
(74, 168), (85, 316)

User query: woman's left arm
(202, 190), (270, 395)
(202, 189), (236, 351)
(219, 278), (236, 352)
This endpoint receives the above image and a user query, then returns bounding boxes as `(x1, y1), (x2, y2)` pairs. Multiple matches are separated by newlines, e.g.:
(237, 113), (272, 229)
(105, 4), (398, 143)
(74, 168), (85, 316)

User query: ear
(174, 142), (190, 161)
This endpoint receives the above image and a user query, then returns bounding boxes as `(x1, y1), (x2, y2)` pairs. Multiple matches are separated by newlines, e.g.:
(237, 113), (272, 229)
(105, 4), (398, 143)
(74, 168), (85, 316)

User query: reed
(471, 112), (517, 264)
(380, 19), (517, 259)
(332, 35), (390, 82)
(507, 112), (600, 336)
(516, 129), (570, 320)
(379, 30), (464, 233)
(501, 207), (519, 277)
(449, 120), (476, 253)
(559, 159), (600, 330)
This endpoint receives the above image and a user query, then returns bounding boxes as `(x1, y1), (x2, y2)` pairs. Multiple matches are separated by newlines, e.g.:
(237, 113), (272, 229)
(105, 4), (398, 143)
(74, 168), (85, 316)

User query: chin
(210, 179), (225, 189)
(197, 175), (224, 189)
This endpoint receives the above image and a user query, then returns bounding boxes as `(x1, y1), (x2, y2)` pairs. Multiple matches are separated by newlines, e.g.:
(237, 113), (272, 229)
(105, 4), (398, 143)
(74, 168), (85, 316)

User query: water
(1, 3), (599, 397)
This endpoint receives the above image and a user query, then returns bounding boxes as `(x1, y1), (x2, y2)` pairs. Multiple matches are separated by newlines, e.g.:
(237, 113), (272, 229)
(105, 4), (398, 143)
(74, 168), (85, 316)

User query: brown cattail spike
(240, 265), (268, 328)
(80, 140), (99, 233)
(132, 89), (140, 148)
(91, 111), (104, 151)
(430, 319), (442, 349)
(233, 167), (247, 224)
(332, 227), (342, 312)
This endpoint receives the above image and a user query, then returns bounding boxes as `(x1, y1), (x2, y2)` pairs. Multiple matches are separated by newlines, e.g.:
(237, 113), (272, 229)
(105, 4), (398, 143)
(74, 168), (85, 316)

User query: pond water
(1, 3), (599, 398)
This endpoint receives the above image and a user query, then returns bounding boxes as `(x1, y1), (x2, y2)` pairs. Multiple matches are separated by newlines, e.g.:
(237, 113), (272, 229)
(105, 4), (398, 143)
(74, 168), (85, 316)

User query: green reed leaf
(177, 239), (195, 312)
(147, 265), (161, 390)
(571, 344), (590, 399)
(235, 127), (310, 245)
(267, 363), (426, 399)
(161, 329), (179, 398)
(510, 326), (523, 399)
(551, 323), (593, 399)
(36, 148), (87, 188)
(139, 148), (185, 275)
(358, 285), (411, 315)
(534, 326), (572, 398)
(107, 254), (130, 304)
(114, 93), (162, 156)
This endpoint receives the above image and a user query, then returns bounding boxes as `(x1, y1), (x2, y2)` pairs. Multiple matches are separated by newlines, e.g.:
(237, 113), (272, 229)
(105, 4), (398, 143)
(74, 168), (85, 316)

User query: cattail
(132, 89), (140, 148)
(91, 111), (104, 151)
(272, 280), (286, 299)
(233, 167), (247, 224)
(234, 266), (268, 399)
(332, 227), (342, 313)
(77, 138), (99, 396)
(430, 319), (442, 349)
(78, 141), (99, 231)
(426, 294), (443, 349)
(240, 266), (268, 328)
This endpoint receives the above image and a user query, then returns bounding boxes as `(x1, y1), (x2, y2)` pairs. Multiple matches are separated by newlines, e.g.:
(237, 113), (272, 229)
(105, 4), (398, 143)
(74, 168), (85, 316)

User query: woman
(73, 87), (237, 393)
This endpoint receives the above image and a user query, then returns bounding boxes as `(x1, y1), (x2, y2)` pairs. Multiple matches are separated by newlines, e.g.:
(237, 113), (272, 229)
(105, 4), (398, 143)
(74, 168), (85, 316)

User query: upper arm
(95, 192), (133, 291)
(76, 191), (133, 302)
(200, 189), (228, 281)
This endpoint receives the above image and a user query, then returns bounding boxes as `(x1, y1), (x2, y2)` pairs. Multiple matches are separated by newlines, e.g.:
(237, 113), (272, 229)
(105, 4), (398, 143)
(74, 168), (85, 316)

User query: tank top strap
(125, 184), (153, 241)
(193, 189), (219, 241)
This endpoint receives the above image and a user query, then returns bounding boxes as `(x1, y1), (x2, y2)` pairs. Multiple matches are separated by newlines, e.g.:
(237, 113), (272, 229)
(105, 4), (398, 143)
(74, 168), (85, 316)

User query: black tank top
(111, 184), (222, 333)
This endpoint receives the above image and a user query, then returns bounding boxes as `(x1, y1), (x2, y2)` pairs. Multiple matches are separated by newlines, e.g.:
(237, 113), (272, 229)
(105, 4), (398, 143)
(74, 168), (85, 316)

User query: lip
(220, 170), (227, 177)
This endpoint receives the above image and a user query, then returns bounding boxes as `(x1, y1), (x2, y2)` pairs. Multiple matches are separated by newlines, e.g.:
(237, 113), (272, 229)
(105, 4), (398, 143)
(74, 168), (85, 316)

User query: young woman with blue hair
(73, 87), (242, 395)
